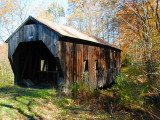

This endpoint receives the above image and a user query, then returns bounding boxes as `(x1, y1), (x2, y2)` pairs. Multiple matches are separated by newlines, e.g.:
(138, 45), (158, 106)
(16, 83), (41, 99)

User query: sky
(28, 0), (68, 18)
(29, 0), (68, 24)
(0, 0), (68, 45)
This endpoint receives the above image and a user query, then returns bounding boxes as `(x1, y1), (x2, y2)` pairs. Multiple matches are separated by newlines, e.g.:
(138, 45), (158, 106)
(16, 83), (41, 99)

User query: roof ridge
(6, 16), (121, 50)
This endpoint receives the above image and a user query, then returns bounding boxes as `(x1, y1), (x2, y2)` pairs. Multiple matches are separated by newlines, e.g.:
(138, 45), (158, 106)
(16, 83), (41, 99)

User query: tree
(0, 0), (31, 42)
(38, 2), (65, 23)
(117, 0), (160, 88)
(67, 0), (119, 43)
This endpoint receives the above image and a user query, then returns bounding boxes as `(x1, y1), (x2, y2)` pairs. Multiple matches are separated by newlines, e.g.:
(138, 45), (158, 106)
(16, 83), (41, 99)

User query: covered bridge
(6, 16), (121, 91)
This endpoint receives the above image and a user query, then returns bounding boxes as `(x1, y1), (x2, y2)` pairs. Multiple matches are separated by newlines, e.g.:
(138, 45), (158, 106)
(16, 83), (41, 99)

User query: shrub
(0, 61), (14, 86)
(68, 81), (101, 104)
(113, 69), (150, 109)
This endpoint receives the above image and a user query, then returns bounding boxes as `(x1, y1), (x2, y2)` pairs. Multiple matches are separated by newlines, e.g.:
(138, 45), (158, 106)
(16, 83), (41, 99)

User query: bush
(68, 81), (101, 104)
(0, 61), (14, 86)
(113, 69), (150, 109)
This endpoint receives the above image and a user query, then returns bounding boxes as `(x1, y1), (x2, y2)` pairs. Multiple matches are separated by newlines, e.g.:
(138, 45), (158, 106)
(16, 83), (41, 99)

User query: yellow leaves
(38, 11), (54, 21)
(1, 0), (18, 12)
(0, 0), (19, 23)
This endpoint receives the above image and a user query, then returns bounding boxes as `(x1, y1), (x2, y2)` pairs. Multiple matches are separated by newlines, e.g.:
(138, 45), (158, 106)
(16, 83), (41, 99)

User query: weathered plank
(65, 42), (70, 89)
(69, 42), (74, 83)
(83, 45), (88, 60)
(51, 31), (59, 57)
(7, 19), (121, 90)
(73, 43), (77, 82)
(58, 40), (66, 87)
(24, 24), (37, 42)
(88, 46), (96, 90)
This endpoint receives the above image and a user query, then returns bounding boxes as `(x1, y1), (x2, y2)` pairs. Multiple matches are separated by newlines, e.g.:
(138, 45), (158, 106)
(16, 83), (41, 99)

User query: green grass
(0, 85), (110, 120)
(0, 66), (159, 119)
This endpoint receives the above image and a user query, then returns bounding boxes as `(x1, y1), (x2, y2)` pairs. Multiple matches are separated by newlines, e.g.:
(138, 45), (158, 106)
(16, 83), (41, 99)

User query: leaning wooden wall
(59, 40), (121, 90)
(8, 23), (59, 59)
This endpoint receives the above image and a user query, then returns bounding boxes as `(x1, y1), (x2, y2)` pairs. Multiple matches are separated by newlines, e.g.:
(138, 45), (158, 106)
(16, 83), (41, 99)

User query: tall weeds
(0, 61), (14, 86)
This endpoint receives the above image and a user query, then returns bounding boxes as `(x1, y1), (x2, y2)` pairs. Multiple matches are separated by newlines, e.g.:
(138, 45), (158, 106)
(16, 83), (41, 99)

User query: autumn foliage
(117, 0), (160, 87)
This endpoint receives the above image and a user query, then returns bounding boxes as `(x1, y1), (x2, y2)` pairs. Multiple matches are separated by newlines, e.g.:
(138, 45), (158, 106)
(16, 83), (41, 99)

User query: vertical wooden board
(65, 42), (70, 87)
(115, 50), (118, 69)
(11, 37), (15, 57)
(83, 45), (88, 60)
(50, 31), (54, 55)
(59, 41), (66, 74)
(10, 37), (13, 57)
(54, 33), (59, 57)
(73, 43), (77, 82)
(94, 46), (99, 60)
(24, 24), (37, 42)
(42, 26), (51, 46)
(38, 24), (43, 40)
(93, 46), (97, 89)
(109, 49), (112, 69)
(113, 50), (116, 82)
(76, 44), (83, 82)
(41, 26), (59, 58)
(58, 40), (66, 89)
(111, 49), (114, 82)
(100, 47), (106, 85)
(117, 51), (121, 73)
(96, 47), (101, 88)
(32, 24), (37, 41)
(94, 46), (102, 87)
(76, 44), (79, 81)
(88, 46), (96, 89)
(76, 44), (80, 81)
(108, 49), (112, 83)
(104, 48), (109, 84)
(24, 25), (29, 42)
(70, 43), (74, 83)
(21, 26), (25, 42)
(112, 50), (114, 69)
(19, 27), (23, 43)
(80, 44), (83, 82)
(13, 32), (18, 56)
(99, 47), (103, 86)
(51, 31), (59, 57)
(14, 32), (19, 53)
(8, 40), (11, 58)
(83, 44), (89, 85)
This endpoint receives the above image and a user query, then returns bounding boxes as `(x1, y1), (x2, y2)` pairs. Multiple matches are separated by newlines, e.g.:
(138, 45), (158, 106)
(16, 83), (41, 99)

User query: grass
(0, 85), (110, 120)
(0, 66), (159, 119)
(0, 85), (158, 120)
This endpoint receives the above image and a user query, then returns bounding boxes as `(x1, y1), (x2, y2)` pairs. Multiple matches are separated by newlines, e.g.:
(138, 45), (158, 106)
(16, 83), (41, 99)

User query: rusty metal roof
(6, 16), (121, 50)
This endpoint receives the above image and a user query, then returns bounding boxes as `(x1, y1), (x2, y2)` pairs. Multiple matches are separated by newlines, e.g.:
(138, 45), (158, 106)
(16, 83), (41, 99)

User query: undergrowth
(0, 60), (159, 119)
(68, 66), (160, 119)
(0, 61), (14, 86)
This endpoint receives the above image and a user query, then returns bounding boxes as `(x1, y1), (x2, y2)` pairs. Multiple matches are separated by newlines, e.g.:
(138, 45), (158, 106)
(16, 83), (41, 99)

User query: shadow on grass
(0, 86), (56, 99)
(0, 86), (56, 119)
(0, 103), (43, 120)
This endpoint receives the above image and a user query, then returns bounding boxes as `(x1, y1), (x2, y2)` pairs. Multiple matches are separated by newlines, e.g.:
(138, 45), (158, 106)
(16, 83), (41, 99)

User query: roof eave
(5, 16), (63, 43)
(62, 35), (122, 51)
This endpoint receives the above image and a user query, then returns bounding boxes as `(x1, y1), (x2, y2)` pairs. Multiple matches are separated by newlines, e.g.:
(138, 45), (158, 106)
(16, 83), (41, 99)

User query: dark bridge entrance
(12, 41), (58, 88)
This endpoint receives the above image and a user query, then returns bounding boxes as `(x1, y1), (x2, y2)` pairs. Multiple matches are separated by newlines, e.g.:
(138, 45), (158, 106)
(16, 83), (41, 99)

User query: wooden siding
(59, 40), (121, 90)
(8, 24), (59, 58)
(7, 21), (121, 90)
